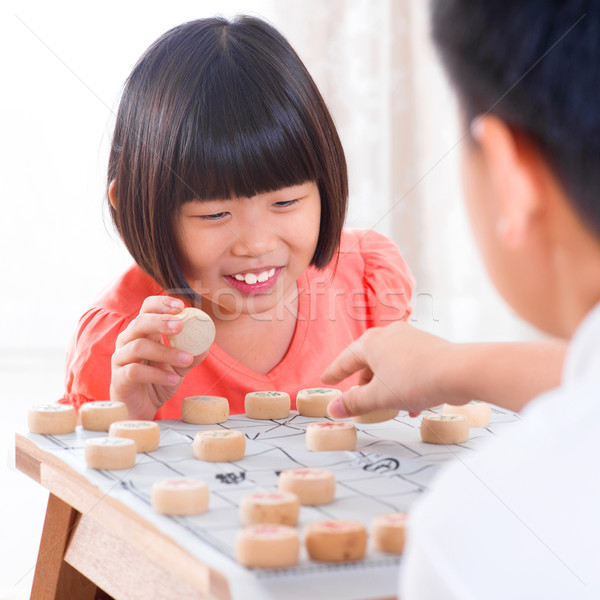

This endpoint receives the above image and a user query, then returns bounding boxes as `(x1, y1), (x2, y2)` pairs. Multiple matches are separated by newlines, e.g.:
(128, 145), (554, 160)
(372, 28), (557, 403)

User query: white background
(0, 1), (541, 597)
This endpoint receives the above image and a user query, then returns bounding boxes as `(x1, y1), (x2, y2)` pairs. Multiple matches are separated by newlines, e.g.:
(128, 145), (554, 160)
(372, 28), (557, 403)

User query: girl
(60, 15), (415, 420)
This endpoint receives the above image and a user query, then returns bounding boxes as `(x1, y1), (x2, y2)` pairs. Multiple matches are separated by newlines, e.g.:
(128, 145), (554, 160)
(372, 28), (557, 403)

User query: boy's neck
(546, 197), (600, 337)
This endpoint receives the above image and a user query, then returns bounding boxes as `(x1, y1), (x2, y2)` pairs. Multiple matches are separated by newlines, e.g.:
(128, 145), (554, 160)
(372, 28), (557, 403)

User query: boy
(323, 1), (600, 597)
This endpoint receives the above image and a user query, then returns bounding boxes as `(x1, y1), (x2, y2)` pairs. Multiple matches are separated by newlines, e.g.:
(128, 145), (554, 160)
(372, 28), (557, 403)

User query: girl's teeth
(232, 269), (277, 285)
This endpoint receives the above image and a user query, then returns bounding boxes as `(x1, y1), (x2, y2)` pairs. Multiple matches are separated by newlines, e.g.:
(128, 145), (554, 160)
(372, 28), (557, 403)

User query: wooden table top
(15, 432), (231, 599)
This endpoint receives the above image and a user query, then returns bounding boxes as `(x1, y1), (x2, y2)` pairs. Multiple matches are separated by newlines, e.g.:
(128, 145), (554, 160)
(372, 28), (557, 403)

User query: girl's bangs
(175, 60), (320, 203)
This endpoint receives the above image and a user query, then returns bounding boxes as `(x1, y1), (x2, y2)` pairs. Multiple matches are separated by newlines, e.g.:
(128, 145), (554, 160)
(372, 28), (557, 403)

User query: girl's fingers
(118, 361), (181, 388)
(139, 295), (185, 315)
(111, 296), (205, 400)
(112, 337), (193, 369)
(115, 313), (185, 348)
(172, 351), (209, 377)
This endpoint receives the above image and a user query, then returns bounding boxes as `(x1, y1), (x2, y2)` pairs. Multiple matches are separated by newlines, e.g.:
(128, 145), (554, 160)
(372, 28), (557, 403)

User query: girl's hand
(321, 322), (454, 419)
(110, 296), (208, 419)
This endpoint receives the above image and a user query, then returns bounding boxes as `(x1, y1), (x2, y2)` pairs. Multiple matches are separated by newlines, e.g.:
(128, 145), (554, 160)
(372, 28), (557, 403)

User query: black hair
(431, 0), (600, 234)
(108, 15), (347, 297)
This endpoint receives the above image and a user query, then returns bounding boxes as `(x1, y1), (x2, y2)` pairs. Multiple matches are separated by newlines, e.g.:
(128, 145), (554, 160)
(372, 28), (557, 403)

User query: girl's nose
(229, 218), (278, 258)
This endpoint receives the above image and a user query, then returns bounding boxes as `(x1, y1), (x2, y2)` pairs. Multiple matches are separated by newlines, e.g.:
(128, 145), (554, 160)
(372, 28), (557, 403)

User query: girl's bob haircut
(108, 15), (348, 298)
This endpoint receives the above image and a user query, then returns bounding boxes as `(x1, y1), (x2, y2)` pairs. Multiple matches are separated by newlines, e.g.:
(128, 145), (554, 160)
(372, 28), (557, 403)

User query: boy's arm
(439, 339), (566, 412)
(321, 321), (566, 417)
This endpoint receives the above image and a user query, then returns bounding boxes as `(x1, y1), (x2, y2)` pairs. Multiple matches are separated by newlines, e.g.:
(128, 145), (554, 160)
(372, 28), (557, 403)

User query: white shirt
(400, 303), (600, 600)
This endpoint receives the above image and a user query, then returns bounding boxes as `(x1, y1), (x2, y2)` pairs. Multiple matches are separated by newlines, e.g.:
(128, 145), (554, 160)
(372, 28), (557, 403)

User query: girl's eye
(201, 212), (228, 221)
(274, 199), (299, 208)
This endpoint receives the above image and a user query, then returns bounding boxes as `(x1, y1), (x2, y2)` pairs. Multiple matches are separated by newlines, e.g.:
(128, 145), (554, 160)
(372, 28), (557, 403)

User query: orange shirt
(60, 229), (414, 418)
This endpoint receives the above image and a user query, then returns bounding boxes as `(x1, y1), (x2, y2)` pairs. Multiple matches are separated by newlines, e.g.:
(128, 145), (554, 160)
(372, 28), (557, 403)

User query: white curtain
(269, 0), (542, 343)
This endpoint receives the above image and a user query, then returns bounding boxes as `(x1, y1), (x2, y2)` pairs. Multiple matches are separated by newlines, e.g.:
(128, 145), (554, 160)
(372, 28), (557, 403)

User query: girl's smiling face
(175, 181), (321, 320)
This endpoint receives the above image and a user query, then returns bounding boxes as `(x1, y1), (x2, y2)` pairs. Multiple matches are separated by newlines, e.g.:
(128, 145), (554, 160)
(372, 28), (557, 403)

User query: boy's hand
(322, 322), (455, 419)
(110, 296), (209, 420)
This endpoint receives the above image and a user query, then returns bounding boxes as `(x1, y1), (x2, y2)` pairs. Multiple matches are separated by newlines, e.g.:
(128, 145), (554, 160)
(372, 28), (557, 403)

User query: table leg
(30, 493), (97, 600)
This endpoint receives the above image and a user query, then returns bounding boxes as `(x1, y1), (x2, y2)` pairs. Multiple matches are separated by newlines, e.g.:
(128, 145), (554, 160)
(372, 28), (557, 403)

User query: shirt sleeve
(58, 307), (132, 411)
(358, 230), (415, 326)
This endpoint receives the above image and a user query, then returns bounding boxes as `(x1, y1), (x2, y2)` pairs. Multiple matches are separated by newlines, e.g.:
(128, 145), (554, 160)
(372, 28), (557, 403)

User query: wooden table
(15, 433), (230, 600)
(15, 433), (396, 600)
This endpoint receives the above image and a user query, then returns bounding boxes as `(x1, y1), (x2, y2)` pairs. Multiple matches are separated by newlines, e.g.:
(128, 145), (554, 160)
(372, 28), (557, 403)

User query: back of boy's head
(431, 0), (600, 237)
(108, 16), (347, 297)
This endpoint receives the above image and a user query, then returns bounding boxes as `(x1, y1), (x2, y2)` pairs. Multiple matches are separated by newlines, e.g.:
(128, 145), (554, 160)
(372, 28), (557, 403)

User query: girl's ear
(471, 116), (542, 249)
(108, 179), (117, 209)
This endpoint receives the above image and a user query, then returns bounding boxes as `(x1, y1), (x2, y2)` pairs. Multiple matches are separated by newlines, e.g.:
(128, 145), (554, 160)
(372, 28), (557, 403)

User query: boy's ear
(471, 116), (541, 248)
(108, 179), (117, 209)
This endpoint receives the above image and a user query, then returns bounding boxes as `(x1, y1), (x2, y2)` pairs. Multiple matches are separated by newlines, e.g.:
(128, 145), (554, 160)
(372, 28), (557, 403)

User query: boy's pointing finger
(321, 338), (368, 384)
(327, 383), (375, 419)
